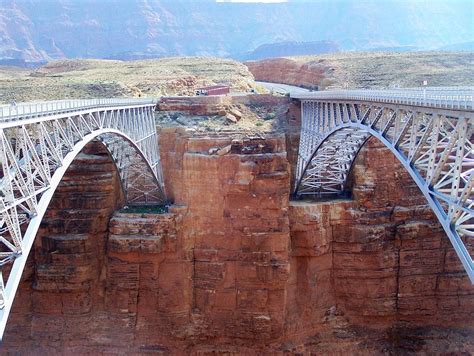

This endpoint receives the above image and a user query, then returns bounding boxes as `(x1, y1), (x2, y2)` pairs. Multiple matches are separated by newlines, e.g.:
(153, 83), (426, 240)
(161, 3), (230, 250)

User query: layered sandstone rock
(246, 58), (329, 90)
(160, 129), (292, 348)
(335, 138), (474, 329)
(156, 96), (232, 116)
(2, 141), (190, 353)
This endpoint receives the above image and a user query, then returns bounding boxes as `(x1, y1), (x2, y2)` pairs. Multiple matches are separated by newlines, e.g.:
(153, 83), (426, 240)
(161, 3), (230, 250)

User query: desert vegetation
(0, 57), (255, 104)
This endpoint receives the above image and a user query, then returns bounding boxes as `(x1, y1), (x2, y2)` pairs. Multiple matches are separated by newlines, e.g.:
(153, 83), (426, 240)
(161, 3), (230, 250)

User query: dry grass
(0, 57), (255, 104)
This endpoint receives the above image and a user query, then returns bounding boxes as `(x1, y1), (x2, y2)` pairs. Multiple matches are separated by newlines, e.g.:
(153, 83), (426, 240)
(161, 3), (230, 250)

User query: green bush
(119, 205), (169, 214)
(264, 112), (276, 121)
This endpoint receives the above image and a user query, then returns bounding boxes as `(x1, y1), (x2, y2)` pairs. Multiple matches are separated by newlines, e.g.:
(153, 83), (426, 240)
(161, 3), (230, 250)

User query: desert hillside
(0, 57), (255, 103)
(246, 51), (474, 89)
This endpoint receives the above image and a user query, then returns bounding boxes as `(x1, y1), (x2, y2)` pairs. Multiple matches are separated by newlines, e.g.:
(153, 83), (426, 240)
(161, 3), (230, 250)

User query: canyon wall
(160, 129), (291, 352)
(2, 126), (473, 353)
(2, 141), (192, 353)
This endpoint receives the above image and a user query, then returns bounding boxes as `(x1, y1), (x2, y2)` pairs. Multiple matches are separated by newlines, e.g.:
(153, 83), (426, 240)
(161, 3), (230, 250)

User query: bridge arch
(0, 100), (167, 337)
(294, 97), (474, 283)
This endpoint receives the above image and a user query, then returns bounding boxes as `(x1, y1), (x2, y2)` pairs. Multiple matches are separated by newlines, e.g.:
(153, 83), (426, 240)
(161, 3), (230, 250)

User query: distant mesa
(246, 51), (474, 90)
(239, 40), (339, 60)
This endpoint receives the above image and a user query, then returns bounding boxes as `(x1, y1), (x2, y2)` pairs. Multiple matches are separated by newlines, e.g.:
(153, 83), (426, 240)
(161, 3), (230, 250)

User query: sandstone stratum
(2, 92), (473, 354)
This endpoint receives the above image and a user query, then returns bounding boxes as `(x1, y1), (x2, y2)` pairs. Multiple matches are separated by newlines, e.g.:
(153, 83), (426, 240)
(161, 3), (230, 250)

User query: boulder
(229, 108), (242, 120)
(226, 113), (238, 124)
(217, 144), (232, 156)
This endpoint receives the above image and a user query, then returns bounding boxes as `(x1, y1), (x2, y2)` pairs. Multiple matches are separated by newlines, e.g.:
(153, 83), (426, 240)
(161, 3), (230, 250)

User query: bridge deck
(292, 87), (474, 111)
(0, 98), (157, 123)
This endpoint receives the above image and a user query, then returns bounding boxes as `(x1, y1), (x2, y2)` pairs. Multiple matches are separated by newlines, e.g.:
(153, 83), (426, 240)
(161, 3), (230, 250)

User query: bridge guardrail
(0, 98), (157, 122)
(292, 87), (474, 111)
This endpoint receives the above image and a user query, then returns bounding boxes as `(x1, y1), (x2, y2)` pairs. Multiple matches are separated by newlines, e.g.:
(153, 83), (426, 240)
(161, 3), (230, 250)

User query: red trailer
(196, 85), (230, 96)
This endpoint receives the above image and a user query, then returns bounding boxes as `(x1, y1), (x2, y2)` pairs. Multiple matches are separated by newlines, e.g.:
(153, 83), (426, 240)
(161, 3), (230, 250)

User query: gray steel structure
(0, 98), (166, 338)
(293, 88), (474, 284)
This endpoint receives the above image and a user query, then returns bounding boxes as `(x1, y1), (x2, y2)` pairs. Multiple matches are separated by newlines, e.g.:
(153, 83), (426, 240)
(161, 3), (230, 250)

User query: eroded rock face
(246, 58), (329, 89)
(160, 129), (292, 349)
(334, 138), (473, 329)
(2, 141), (190, 353)
(3, 132), (473, 354)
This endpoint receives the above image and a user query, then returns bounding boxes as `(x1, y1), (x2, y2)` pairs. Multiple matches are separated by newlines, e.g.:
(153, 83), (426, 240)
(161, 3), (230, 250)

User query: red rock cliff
(246, 58), (330, 89)
(2, 130), (473, 353)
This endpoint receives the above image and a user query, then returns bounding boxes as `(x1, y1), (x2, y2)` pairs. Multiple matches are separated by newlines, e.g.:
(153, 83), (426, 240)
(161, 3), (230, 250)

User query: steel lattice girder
(0, 101), (166, 338)
(295, 100), (474, 284)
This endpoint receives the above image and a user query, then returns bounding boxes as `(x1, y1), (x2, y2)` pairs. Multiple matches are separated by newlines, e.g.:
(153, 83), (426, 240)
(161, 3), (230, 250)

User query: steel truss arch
(0, 100), (166, 338)
(294, 99), (474, 283)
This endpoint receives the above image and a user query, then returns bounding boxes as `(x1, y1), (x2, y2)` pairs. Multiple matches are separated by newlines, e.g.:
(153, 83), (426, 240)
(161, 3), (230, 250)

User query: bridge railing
(0, 98), (157, 122)
(292, 87), (474, 111)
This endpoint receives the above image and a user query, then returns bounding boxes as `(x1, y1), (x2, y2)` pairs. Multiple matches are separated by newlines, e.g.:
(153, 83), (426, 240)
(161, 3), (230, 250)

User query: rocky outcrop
(156, 96), (232, 116)
(155, 94), (290, 117)
(246, 58), (330, 90)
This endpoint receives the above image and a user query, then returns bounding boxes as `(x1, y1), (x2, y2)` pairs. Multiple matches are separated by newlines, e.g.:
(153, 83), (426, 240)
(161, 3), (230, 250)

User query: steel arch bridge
(0, 98), (166, 337)
(293, 88), (474, 284)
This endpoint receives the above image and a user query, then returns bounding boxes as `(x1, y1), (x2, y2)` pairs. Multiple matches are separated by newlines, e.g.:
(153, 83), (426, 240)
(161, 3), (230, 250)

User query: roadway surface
(292, 87), (474, 111)
(256, 81), (473, 110)
(256, 81), (312, 96)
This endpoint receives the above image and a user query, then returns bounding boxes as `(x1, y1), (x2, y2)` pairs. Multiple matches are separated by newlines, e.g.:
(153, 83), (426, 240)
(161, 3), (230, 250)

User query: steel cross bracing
(293, 88), (474, 283)
(0, 98), (166, 338)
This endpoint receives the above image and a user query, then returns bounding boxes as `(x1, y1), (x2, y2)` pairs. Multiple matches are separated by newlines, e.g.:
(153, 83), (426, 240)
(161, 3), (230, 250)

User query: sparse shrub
(119, 205), (169, 214)
(264, 112), (276, 121)
(170, 112), (180, 120)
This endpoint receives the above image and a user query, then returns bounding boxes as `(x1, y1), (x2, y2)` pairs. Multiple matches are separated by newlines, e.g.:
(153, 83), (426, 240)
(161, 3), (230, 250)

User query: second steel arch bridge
(292, 87), (474, 284)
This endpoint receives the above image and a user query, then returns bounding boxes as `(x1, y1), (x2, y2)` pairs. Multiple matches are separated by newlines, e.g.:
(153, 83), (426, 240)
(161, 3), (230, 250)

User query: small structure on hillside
(196, 85), (230, 96)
